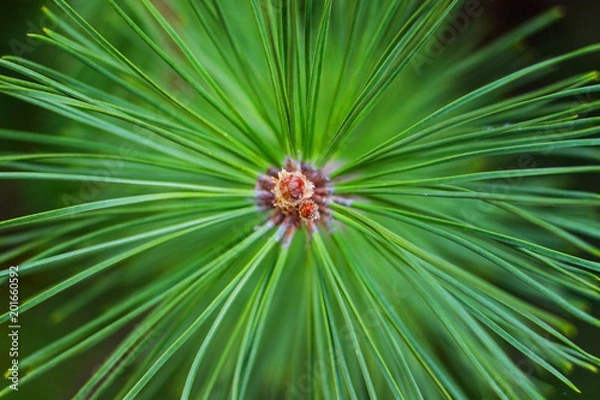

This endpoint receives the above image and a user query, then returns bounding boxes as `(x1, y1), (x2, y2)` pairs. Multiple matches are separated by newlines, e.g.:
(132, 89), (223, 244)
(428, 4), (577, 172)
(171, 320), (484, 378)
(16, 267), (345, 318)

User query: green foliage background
(1, 0), (599, 399)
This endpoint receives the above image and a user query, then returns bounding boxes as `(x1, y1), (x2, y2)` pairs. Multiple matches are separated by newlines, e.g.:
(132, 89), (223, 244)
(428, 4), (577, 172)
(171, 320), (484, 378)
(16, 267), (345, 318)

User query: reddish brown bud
(272, 170), (314, 210)
(298, 199), (320, 222)
(256, 158), (338, 245)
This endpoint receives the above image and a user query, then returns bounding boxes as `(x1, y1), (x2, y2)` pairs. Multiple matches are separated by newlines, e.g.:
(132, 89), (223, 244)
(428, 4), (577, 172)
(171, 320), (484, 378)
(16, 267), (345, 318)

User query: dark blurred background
(1, 0), (599, 398)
